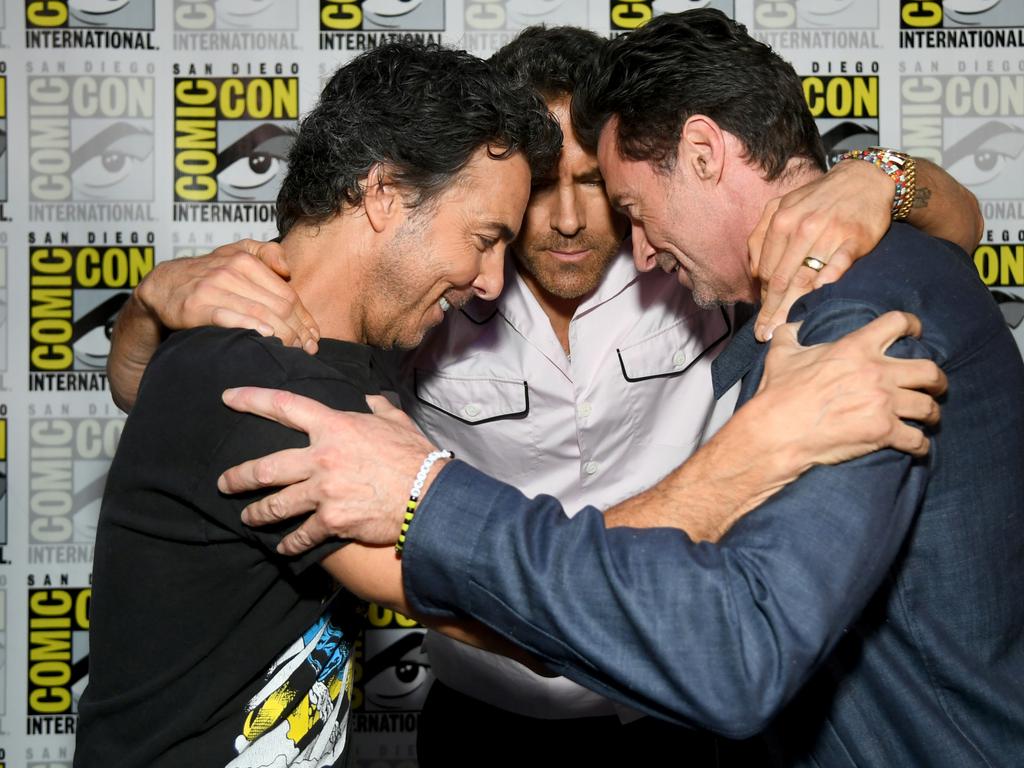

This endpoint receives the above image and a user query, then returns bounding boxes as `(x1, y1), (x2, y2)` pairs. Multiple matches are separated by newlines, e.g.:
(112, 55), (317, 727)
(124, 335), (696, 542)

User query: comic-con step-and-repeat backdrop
(0, 1), (1020, 767)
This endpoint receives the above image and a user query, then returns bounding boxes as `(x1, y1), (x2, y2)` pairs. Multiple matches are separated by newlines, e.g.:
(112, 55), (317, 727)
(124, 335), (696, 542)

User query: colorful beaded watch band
(838, 147), (917, 221)
(396, 449), (454, 554)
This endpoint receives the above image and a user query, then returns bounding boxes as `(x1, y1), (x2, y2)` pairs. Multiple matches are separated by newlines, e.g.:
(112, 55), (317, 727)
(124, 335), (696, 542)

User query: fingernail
(217, 475), (228, 493)
(304, 338), (319, 355)
(257, 324), (273, 337)
(222, 388), (238, 404)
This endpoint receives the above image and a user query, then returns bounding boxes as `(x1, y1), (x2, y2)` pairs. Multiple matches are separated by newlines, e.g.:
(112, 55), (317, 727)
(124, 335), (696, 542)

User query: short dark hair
(490, 25), (606, 101)
(277, 42), (561, 236)
(572, 9), (825, 179)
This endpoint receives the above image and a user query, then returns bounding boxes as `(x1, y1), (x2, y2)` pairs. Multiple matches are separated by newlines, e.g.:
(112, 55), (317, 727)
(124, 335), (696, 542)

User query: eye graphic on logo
(69, 0), (133, 25)
(73, 292), (129, 370)
(796, 0), (860, 26)
(819, 121), (879, 168)
(364, 0), (424, 16)
(653, 0), (711, 12)
(217, 124), (293, 202)
(215, 0), (290, 29)
(363, 630), (431, 711)
(944, 120), (1024, 192)
(71, 123), (154, 201)
(945, 0), (1002, 24)
(992, 290), (1024, 330)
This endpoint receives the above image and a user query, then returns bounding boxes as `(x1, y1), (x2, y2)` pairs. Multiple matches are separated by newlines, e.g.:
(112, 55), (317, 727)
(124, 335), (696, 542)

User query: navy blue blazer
(404, 224), (1024, 766)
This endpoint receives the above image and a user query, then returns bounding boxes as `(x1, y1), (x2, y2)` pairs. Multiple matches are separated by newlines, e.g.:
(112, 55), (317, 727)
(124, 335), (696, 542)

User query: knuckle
(252, 458), (277, 486)
(265, 495), (287, 522)
(768, 271), (791, 294)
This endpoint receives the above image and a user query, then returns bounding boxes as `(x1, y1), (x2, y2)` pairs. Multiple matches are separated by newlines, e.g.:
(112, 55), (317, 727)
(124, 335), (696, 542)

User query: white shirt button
(463, 403), (481, 418)
(584, 461), (600, 475)
(672, 351), (687, 368)
(578, 401), (593, 418)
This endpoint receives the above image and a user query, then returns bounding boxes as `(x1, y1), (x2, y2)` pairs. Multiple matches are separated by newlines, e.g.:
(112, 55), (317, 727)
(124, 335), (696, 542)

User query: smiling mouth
(439, 296), (451, 313)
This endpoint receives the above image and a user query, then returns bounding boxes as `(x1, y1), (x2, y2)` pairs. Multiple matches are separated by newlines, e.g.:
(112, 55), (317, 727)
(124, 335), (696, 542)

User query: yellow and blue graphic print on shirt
(229, 597), (358, 767)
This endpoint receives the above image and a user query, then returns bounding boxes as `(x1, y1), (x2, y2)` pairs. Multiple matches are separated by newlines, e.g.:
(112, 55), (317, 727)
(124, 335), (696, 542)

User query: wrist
(396, 450), (453, 553)
(732, 391), (812, 483)
(838, 148), (917, 220)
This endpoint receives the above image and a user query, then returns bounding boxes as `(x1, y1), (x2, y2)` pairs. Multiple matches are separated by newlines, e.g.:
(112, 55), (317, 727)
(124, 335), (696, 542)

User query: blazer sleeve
(402, 298), (932, 738)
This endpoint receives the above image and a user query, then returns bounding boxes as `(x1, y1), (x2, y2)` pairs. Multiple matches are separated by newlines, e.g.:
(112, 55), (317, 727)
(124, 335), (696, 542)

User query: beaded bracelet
(395, 449), (454, 553)
(838, 147), (917, 221)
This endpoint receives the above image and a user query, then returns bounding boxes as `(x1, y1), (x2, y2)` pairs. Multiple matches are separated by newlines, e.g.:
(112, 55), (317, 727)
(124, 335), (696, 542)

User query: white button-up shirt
(402, 242), (735, 718)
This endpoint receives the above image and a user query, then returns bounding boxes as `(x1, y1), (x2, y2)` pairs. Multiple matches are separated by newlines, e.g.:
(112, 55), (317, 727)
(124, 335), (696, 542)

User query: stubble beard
(517, 233), (621, 300)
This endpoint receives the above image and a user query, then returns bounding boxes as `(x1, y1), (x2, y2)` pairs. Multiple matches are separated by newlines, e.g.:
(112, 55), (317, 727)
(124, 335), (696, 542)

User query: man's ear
(362, 162), (402, 234)
(678, 115), (726, 184)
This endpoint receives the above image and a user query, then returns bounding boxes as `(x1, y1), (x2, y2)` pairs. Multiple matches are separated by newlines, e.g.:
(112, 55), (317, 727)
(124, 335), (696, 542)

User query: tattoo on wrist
(914, 187), (932, 209)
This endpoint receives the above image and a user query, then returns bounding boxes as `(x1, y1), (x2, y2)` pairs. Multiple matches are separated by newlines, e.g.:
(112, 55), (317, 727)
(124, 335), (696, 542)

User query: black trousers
(417, 680), (717, 767)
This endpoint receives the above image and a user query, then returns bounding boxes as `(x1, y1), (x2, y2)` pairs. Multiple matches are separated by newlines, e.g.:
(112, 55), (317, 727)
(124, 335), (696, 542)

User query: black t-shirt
(77, 328), (380, 767)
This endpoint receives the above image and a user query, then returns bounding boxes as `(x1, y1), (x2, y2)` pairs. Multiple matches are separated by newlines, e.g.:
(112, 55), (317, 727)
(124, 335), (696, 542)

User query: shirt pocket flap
(414, 370), (529, 424)
(617, 310), (729, 382)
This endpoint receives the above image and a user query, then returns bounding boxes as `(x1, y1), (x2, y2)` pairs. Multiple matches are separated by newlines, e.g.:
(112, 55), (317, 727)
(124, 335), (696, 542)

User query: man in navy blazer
(217, 11), (1024, 766)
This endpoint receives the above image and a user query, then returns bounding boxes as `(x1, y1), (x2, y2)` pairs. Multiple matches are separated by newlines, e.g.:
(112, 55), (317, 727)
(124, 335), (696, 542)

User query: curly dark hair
(277, 41), (562, 236)
(490, 25), (606, 102)
(572, 9), (825, 180)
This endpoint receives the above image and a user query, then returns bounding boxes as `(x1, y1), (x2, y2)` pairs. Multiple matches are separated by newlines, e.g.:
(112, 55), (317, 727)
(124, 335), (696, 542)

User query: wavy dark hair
(490, 25), (606, 101)
(572, 9), (825, 179)
(277, 42), (562, 236)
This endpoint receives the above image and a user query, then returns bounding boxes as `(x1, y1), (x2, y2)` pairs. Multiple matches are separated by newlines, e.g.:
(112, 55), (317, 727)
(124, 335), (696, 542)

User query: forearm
(903, 157), (983, 253)
(107, 288), (164, 413)
(321, 543), (548, 675)
(403, 455), (924, 735)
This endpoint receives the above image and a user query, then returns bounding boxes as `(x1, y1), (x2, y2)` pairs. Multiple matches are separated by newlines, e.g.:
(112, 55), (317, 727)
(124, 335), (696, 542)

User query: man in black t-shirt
(75, 42), (560, 768)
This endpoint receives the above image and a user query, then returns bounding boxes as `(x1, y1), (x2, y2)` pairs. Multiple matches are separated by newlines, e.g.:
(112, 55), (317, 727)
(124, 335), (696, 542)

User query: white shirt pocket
(411, 370), (539, 481)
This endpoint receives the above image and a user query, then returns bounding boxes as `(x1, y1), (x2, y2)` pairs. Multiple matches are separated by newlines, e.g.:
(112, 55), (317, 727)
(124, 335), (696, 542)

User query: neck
(732, 157), (826, 302)
(280, 218), (367, 343)
(515, 258), (586, 355)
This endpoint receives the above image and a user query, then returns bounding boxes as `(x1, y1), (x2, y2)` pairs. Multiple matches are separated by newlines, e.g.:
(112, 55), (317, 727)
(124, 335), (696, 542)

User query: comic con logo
(900, 1), (1024, 47)
(610, 1), (735, 31)
(901, 0), (1023, 28)
(25, 1), (155, 48)
(754, 0), (878, 29)
(28, 416), (123, 548)
(174, 0), (297, 30)
(172, 74), (297, 221)
(354, 605), (429, 718)
(803, 74), (880, 166)
(26, 587), (90, 729)
(29, 242), (153, 381)
(975, 242), (1024, 287)
(901, 74), (1024, 211)
(28, 76), (154, 203)
(26, 0), (153, 28)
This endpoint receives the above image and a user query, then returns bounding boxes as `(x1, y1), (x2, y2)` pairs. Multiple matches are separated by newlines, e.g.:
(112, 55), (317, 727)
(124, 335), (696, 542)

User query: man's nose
(631, 224), (657, 272)
(552, 183), (584, 237)
(473, 250), (505, 301)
